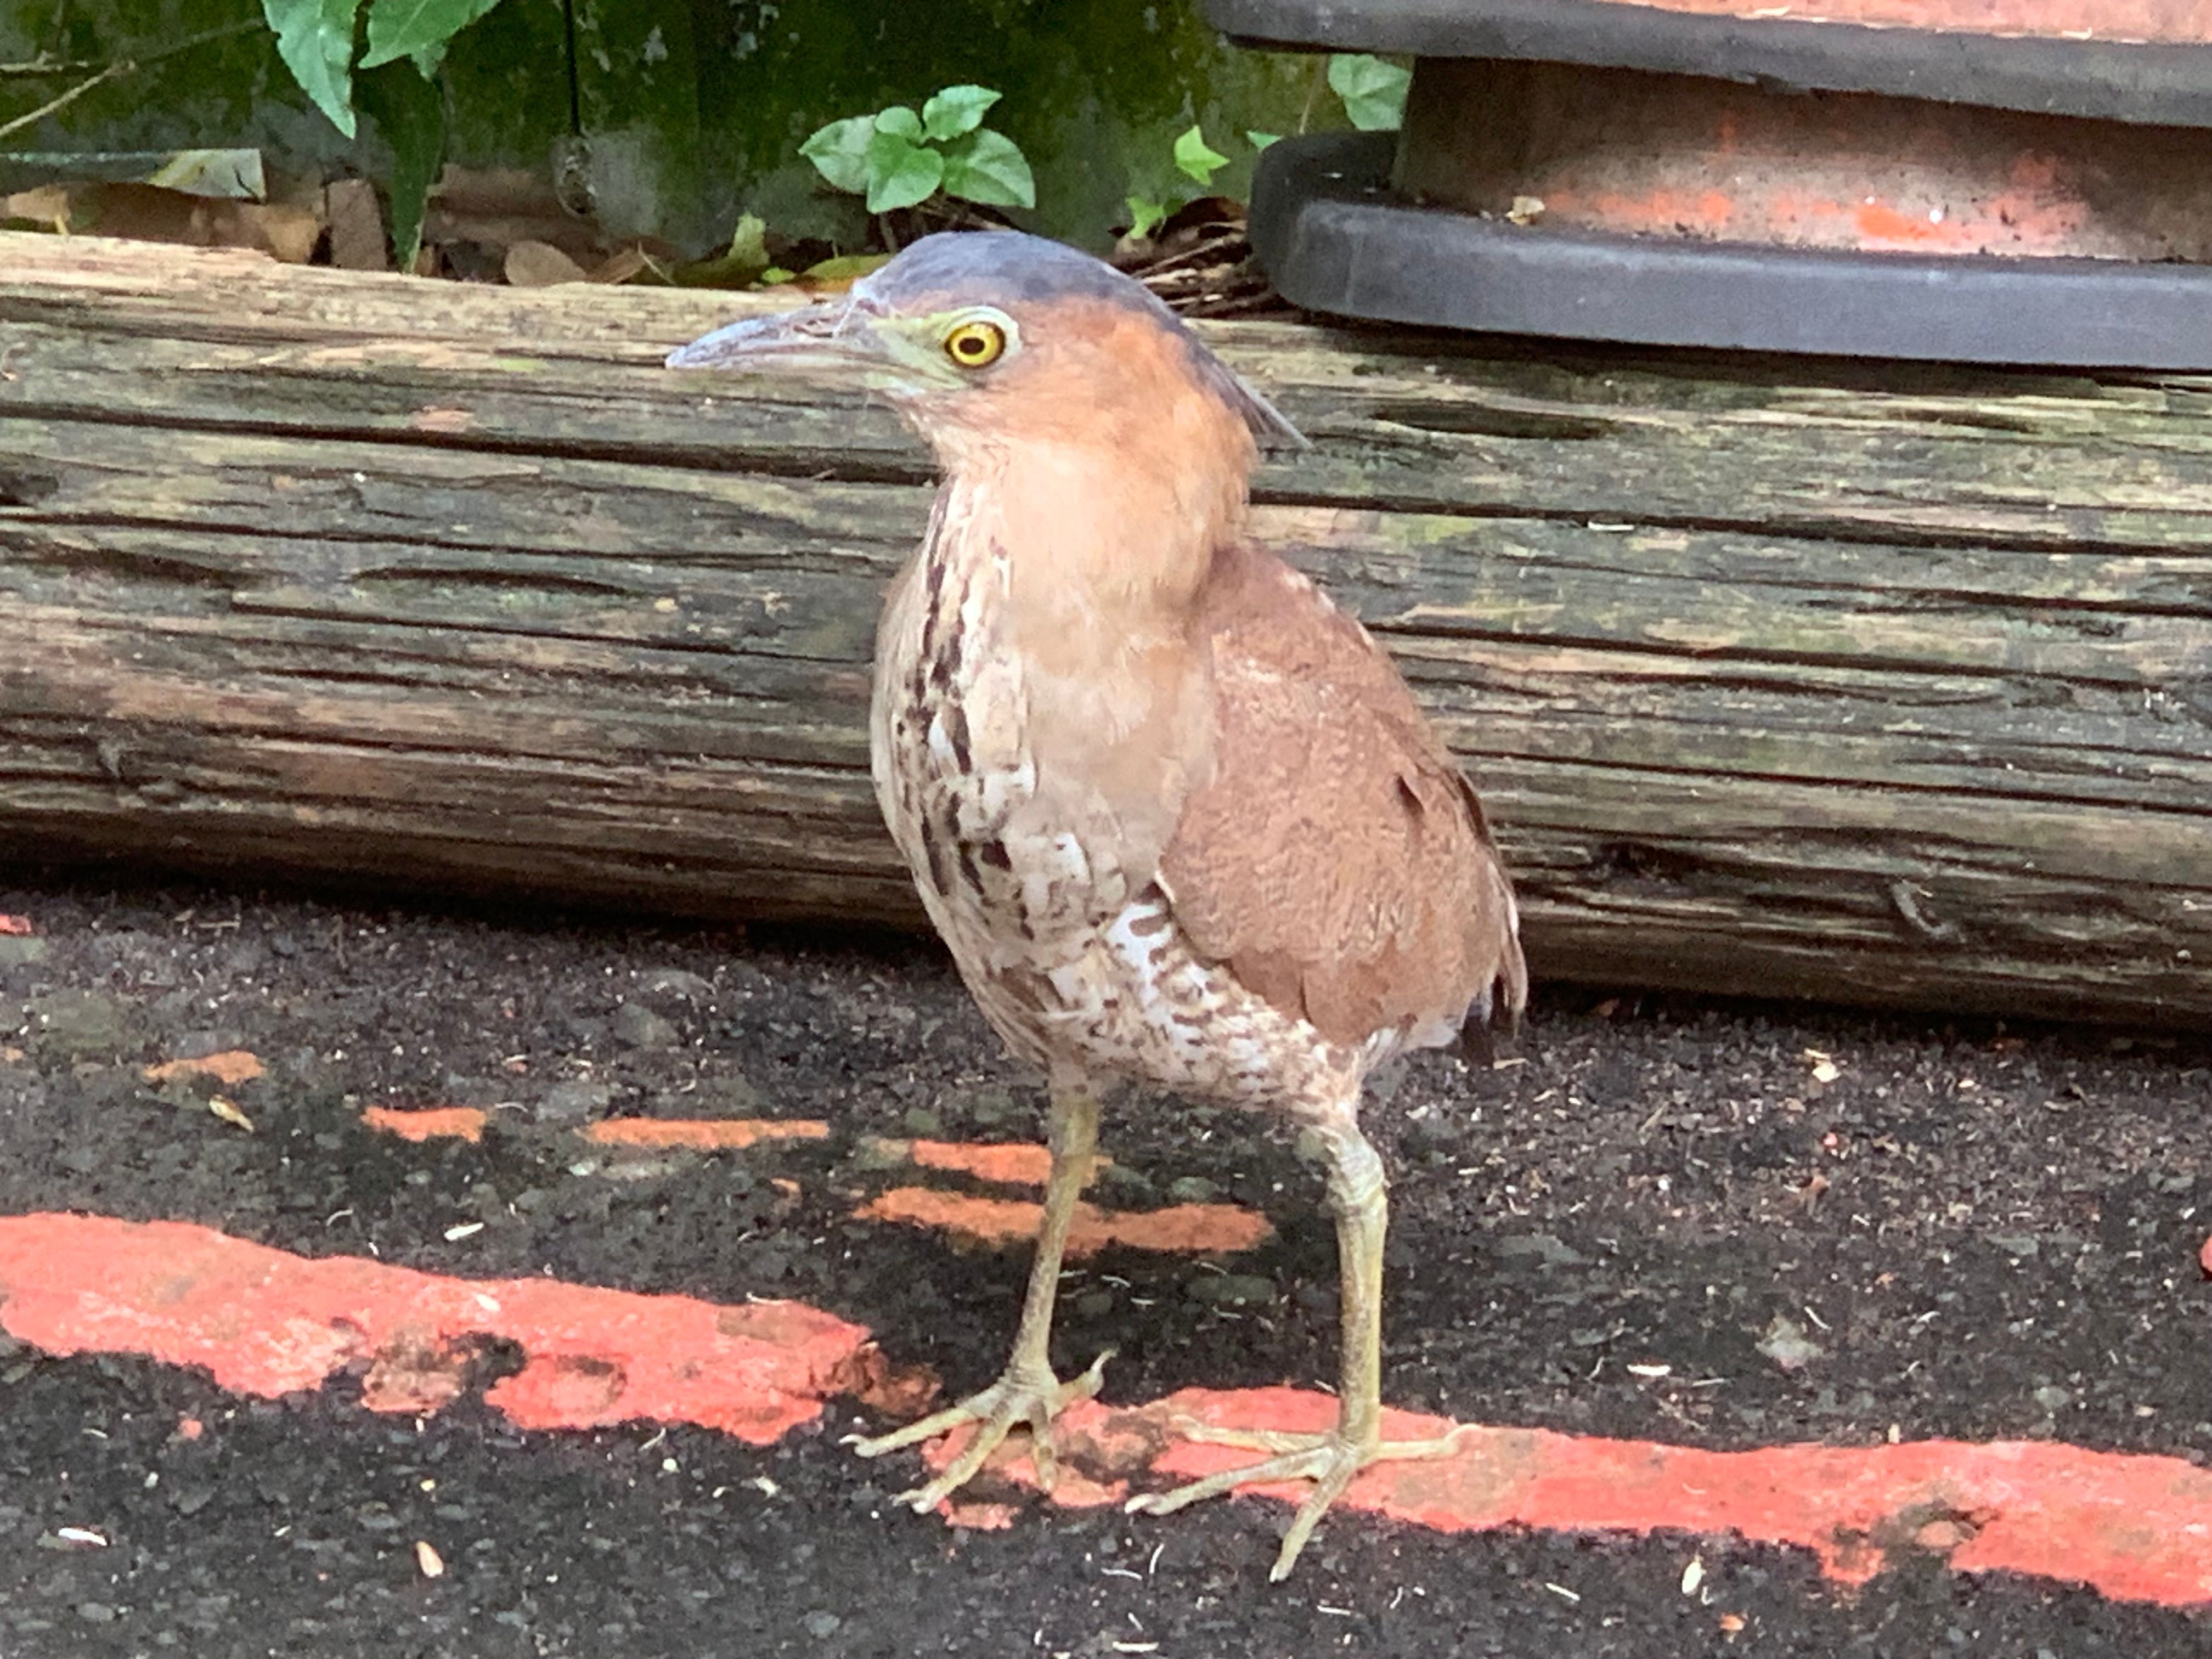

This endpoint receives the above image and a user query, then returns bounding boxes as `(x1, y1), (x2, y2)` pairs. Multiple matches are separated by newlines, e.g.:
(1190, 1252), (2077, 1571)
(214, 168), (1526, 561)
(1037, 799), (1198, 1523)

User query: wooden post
(2, 233), (2208, 1025)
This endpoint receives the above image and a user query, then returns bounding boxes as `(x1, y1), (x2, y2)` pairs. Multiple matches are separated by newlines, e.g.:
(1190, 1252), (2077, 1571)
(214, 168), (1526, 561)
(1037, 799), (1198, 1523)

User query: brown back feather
(1160, 541), (1526, 1052)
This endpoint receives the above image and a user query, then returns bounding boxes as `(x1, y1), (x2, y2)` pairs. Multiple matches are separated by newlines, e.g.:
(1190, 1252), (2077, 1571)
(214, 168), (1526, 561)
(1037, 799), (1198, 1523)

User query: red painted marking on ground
(0, 915), (33, 935)
(2199, 1233), (2212, 1278)
(890, 1139), (1119, 1187)
(362, 1105), (488, 1143)
(863, 1137), (1114, 1187)
(929, 1386), (2212, 1608)
(15, 1209), (2212, 1607)
(906, 1139), (1055, 1186)
(855, 1188), (1274, 1257)
(940, 1498), (1022, 1531)
(583, 1118), (830, 1150)
(145, 1051), (266, 1087)
(0, 1214), (866, 1444)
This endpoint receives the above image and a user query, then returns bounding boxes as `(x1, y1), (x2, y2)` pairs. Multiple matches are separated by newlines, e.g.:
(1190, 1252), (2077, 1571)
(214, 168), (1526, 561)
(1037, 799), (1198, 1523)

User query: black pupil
(958, 332), (987, 357)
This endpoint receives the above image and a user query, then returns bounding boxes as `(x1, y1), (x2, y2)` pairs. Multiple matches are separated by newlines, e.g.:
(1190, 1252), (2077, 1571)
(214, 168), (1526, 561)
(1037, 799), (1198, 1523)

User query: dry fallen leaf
(325, 178), (388, 272)
(1, 185), (70, 232)
(415, 1539), (445, 1578)
(74, 183), (323, 262)
(207, 1096), (255, 1132)
(1802, 1048), (1842, 1084)
(504, 239), (588, 287)
(1506, 194), (1547, 225)
(424, 163), (605, 263)
(588, 245), (653, 285)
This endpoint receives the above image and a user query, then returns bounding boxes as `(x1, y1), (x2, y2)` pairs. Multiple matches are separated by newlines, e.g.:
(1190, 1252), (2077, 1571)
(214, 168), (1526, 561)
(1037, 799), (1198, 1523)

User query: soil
(2, 868), (2210, 1657)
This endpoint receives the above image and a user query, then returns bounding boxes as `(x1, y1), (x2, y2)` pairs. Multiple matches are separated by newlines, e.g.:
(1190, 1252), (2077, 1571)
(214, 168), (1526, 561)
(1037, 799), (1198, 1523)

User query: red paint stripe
(905, 1139), (1059, 1186)
(936, 1387), (2212, 1608)
(5, 1212), (2209, 1608)
(145, 1051), (267, 1087)
(0, 915), (35, 935)
(855, 1188), (1275, 1257)
(0, 1214), (866, 1443)
(362, 1105), (487, 1142)
(583, 1118), (830, 1150)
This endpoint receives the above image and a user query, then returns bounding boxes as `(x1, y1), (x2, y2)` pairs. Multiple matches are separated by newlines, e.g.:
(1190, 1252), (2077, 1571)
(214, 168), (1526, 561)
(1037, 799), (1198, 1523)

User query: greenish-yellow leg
(852, 1086), (1110, 1509)
(1126, 1121), (1467, 1581)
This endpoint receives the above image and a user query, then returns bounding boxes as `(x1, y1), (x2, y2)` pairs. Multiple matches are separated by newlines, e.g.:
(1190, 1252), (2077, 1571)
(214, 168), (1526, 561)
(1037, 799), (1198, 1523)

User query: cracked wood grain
(1, 234), (2208, 1025)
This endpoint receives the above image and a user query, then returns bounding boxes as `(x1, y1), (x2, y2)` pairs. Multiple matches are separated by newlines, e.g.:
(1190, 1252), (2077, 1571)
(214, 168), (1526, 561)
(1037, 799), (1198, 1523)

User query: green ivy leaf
(676, 213), (772, 287)
(872, 105), (924, 142)
(940, 128), (1034, 210)
(799, 115), (874, 195)
(864, 130), (943, 213)
(800, 252), (894, 285)
(1328, 54), (1410, 131)
(359, 0), (502, 67)
(1246, 130), (1280, 151)
(921, 84), (1000, 142)
(356, 57), (444, 269)
(1125, 196), (1167, 239)
(1172, 125), (1229, 188)
(262, 0), (364, 138)
(725, 212), (770, 272)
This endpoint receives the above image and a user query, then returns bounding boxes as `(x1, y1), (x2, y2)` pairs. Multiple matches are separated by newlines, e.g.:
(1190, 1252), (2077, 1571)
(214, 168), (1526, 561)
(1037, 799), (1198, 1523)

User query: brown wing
(1159, 540), (1526, 1052)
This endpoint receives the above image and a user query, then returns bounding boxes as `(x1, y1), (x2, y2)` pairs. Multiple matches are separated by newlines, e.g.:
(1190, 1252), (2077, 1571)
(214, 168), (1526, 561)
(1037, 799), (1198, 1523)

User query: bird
(668, 230), (1525, 1581)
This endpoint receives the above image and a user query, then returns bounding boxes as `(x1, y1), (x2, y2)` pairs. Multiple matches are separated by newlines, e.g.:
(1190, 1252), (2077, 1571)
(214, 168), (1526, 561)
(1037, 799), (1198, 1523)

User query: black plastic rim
(1249, 133), (2212, 370)
(1208, 0), (2212, 128)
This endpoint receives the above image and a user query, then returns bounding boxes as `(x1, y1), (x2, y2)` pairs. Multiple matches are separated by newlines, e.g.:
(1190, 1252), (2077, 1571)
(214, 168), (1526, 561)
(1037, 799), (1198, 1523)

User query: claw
(854, 1349), (1113, 1511)
(1127, 1419), (1472, 1581)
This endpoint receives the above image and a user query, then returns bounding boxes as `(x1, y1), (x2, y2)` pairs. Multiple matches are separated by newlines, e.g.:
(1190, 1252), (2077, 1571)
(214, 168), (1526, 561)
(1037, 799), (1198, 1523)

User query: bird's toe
(851, 1350), (1114, 1510)
(1127, 1421), (1475, 1579)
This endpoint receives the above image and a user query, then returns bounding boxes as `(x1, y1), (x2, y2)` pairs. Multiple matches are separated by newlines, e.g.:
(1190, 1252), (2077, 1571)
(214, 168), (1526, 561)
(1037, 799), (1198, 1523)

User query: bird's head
(667, 231), (1304, 467)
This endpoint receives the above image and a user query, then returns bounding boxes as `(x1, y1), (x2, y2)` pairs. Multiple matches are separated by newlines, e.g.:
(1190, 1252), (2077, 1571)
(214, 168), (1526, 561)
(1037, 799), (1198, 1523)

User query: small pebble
(611, 1002), (678, 1049)
(1187, 1273), (1275, 1307)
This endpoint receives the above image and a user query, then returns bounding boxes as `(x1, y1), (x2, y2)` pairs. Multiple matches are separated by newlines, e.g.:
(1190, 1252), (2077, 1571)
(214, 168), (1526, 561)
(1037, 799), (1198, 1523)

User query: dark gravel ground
(2, 870), (2210, 1657)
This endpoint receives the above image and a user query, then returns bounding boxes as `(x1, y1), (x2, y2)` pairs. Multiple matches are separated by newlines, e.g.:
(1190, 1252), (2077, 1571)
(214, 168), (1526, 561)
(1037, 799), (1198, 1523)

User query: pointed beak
(665, 300), (888, 377)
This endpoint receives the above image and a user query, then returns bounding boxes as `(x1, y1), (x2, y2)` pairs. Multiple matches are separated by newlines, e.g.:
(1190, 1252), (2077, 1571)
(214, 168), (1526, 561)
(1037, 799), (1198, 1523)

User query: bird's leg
(1127, 1120), (1467, 1581)
(852, 1085), (1111, 1509)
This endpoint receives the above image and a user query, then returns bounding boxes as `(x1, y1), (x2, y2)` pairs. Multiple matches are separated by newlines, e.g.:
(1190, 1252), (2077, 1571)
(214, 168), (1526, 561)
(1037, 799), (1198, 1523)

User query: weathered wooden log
(2, 233), (2208, 1025)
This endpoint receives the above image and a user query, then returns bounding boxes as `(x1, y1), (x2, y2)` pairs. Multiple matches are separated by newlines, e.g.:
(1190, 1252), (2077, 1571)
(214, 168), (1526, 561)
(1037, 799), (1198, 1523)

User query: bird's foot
(849, 1350), (1112, 1511)
(1126, 1418), (1473, 1581)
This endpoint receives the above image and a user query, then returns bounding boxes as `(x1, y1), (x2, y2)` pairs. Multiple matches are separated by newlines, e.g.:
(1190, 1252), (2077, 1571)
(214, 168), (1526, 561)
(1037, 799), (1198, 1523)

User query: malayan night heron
(669, 232), (1525, 1580)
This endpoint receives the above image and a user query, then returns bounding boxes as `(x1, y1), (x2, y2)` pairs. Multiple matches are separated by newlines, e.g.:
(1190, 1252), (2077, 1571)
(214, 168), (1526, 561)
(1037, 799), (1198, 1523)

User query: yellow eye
(943, 319), (1006, 370)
